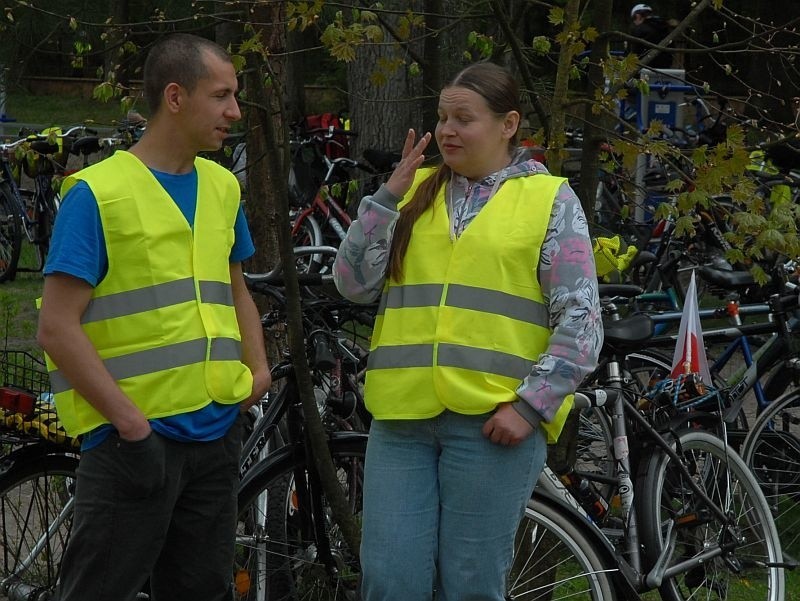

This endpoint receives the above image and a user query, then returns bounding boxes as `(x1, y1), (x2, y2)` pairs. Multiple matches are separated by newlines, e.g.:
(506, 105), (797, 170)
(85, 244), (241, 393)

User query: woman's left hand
(482, 403), (535, 446)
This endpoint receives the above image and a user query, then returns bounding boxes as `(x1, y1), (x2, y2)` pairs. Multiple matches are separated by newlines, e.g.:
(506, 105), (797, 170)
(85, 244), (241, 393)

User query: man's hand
(240, 369), (272, 413)
(482, 403), (536, 446)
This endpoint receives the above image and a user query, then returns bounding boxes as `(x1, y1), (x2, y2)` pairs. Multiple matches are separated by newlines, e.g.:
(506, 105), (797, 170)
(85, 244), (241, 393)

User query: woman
(333, 62), (602, 601)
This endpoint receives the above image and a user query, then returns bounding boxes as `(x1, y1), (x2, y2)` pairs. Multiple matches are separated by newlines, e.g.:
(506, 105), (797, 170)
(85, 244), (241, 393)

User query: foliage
(4, 0), (800, 298)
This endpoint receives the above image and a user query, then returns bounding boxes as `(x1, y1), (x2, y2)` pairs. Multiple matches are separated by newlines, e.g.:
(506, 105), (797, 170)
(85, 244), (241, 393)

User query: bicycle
(0, 125), (92, 282)
(0, 350), (80, 601)
(543, 313), (787, 601)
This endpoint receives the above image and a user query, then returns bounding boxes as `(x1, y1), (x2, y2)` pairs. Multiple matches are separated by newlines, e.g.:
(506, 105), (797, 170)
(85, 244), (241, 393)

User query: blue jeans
(360, 410), (547, 601)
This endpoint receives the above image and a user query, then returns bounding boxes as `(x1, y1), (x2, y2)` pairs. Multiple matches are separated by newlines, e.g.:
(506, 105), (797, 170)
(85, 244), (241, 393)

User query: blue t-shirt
(45, 167), (256, 450)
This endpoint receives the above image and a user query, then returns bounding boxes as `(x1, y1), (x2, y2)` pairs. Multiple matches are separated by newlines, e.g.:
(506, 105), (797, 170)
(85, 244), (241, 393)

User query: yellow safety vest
(47, 151), (253, 436)
(364, 169), (573, 443)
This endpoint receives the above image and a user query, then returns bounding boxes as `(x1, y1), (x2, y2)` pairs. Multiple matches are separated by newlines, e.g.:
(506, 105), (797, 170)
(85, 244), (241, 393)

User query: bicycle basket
(1, 350), (79, 447)
(638, 373), (724, 430)
(1, 350), (49, 416)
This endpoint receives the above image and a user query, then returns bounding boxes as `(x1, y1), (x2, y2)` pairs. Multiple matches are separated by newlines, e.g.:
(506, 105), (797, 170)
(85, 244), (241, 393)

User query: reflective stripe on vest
(79, 278), (233, 324)
(364, 169), (573, 443)
(49, 152), (252, 436)
(377, 283), (549, 328)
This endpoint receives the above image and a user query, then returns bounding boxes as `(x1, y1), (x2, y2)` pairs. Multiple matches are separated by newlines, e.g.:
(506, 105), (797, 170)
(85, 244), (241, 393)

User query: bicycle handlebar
(243, 246), (339, 288)
(574, 388), (620, 410)
(302, 127), (358, 138)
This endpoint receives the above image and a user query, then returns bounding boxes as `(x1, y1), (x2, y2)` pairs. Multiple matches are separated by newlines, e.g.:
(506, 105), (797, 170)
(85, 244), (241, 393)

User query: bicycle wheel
(234, 436), (366, 601)
(291, 213), (325, 274)
(0, 453), (78, 597)
(0, 182), (22, 283)
(638, 430), (784, 601)
(741, 388), (800, 563)
(509, 498), (616, 600)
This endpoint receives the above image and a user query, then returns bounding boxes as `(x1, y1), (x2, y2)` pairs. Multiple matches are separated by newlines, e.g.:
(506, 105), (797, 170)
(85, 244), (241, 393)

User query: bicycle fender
(237, 431), (368, 494)
(0, 442), (79, 478)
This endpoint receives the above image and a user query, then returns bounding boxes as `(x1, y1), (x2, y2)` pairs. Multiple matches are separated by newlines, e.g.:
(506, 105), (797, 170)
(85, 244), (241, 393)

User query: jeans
(360, 410), (547, 601)
(55, 415), (243, 601)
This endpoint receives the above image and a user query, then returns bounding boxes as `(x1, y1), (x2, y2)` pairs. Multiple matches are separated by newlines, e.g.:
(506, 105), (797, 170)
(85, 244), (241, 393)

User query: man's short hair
(142, 33), (232, 116)
(630, 3), (653, 17)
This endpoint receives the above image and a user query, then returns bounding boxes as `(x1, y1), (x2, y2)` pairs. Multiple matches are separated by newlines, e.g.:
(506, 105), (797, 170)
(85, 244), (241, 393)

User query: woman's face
(435, 86), (519, 181)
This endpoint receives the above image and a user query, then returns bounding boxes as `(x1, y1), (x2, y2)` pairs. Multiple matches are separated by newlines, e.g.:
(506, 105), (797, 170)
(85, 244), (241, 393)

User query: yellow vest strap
(82, 278), (233, 324)
(50, 336), (242, 394)
(368, 342), (535, 380)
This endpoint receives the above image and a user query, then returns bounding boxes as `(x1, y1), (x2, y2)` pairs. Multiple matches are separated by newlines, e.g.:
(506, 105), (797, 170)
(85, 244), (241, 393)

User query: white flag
(670, 271), (712, 384)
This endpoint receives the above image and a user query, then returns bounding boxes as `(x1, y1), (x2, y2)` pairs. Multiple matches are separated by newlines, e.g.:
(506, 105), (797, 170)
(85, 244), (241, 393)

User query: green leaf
(548, 7), (564, 25)
(673, 215), (696, 239)
(364, 25), (384, 43)
(531, 36), (551, 55)
(92, 81), (116, 103)
(230, 54), (246, 73)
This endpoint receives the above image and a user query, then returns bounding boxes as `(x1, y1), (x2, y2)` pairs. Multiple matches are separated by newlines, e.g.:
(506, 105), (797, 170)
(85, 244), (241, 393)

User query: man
(629, 3), (674, 69)
(37, 33), (270, 600)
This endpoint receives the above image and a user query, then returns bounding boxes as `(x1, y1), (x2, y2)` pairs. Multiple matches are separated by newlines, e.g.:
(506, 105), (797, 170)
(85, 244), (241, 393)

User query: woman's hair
(143, 33), (233, 117)
(387, 62), (521, 282)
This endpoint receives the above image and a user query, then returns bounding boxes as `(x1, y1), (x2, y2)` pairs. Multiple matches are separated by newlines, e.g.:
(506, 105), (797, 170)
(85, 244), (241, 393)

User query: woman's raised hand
(384, 129), (432, 199)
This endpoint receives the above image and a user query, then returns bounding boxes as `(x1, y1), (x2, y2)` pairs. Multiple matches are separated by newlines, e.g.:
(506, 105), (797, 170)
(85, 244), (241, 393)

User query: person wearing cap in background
(629, 3), (675, 69)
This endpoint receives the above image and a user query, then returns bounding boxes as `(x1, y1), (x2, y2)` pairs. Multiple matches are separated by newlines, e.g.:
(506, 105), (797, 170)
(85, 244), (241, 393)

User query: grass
(0, 257), (43, 355)
(2, 91), (131, 130)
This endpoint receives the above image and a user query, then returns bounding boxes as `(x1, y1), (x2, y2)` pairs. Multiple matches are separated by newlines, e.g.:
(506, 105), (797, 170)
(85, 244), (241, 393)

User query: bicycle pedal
(673, 510), (711, 528)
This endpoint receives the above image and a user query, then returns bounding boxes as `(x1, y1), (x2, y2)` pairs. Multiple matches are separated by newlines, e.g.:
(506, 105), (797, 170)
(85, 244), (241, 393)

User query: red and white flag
(670, 271), (712, 383)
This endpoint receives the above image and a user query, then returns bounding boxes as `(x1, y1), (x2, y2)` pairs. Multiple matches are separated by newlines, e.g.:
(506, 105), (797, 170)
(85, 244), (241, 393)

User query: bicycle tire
(509, 497), (616, 600)
(291, 213), (325, 274)
(762, 362), (798, 407)
(638, 429), (784, 601)
(234, 436), (366, 601)
(741, 388), (800, 563)
(0, 453), (78, 597)
(0, 181), (22, 283)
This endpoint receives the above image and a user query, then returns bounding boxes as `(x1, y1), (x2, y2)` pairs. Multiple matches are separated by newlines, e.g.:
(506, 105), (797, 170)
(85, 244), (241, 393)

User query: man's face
(181, 51), (241, 152)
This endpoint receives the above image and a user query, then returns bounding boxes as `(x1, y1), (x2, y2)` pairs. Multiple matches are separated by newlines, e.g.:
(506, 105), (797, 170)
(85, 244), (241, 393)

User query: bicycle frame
(291, 183), (353, 244)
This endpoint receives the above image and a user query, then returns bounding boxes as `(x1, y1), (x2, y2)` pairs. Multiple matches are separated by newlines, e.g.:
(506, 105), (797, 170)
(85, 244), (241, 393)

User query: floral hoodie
(333, 150), (603, 428)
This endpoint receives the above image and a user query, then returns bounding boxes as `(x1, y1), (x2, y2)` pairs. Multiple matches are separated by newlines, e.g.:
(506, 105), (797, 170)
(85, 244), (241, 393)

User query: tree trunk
(544, 0), (580, 177)
(578, 0), (614, 221)
(346, 0), (425, 163)
(246, 3), (363, 560)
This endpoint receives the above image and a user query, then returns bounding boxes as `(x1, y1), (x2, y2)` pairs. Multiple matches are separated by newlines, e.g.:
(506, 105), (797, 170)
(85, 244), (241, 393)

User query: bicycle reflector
(0, 386), (36, 417)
